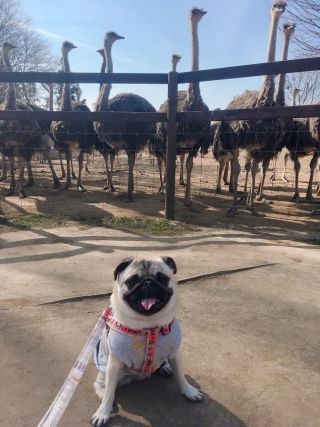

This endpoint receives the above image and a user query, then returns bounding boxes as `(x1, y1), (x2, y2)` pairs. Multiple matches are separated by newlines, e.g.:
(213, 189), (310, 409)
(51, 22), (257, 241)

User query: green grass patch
(0, 214), (196, 235)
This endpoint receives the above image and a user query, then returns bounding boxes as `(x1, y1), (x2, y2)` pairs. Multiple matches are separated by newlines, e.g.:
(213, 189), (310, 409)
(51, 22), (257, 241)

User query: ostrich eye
(156, 272), (169, 286)
(125, 274), (139, 290)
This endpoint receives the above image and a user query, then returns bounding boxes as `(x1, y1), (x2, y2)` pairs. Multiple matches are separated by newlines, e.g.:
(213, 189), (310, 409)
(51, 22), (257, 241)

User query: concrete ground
(0, 226), (319, 426)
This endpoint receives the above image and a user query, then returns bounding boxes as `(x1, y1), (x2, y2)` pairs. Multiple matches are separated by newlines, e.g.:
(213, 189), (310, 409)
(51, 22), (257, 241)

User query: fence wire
(0, 128), (319, 225)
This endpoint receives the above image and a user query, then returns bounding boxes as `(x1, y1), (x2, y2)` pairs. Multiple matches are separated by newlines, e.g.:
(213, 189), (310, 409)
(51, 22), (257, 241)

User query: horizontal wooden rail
(0, 110), (167, 122)
(0, 105), (319, 122)
(0, 72), (168, 84)
(177, 104), (320, 121)
(0, 57), (320, 85)
(179, 57), (320, 83)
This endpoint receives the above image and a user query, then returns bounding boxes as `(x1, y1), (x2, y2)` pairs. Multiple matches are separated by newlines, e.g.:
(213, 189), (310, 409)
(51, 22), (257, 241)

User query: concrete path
(0, 226), (319, 426)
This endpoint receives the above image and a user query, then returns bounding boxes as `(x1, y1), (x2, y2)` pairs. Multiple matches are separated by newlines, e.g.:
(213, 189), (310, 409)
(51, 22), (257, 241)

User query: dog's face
(113, 256), (177, 317)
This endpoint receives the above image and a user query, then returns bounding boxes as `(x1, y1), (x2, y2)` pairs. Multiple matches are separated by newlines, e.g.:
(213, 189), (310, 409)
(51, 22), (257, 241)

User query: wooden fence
(1, 56), (320, 219)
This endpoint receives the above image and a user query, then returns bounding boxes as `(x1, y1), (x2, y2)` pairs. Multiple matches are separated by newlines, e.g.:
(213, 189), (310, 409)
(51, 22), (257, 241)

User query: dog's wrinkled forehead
(114, 256), (177, 283)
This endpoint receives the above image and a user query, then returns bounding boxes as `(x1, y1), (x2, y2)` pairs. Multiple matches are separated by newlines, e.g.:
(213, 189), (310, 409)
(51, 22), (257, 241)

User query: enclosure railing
(1, 56), (320, 219)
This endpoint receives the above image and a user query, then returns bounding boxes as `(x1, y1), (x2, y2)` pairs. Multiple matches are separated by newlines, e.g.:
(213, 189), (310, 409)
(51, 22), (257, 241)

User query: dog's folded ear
(161, 256), (177, 274)
(114, 257), (134, 280)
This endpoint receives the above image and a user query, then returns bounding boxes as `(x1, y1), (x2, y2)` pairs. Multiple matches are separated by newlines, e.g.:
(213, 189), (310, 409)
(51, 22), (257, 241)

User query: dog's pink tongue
(141, 298), (157, 311)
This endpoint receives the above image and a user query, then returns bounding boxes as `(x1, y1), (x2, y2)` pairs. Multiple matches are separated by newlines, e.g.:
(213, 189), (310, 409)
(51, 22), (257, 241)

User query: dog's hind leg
(156, 360), (173, 377)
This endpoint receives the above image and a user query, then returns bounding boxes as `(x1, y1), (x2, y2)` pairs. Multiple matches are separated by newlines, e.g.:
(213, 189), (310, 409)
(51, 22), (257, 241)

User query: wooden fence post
(165, 71), (178, 220)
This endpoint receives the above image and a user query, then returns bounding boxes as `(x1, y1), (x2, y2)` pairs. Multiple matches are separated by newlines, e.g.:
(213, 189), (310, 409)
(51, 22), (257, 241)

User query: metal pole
(165, 71), (178, 220)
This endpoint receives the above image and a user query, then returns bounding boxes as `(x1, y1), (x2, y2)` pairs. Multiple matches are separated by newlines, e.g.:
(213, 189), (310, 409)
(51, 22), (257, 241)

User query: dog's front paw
(91, 408), (111, 427)
(181, 384), (204, 402)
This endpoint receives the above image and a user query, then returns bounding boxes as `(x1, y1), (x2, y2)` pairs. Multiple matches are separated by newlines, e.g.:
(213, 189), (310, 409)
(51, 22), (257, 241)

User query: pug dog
(91, 256), (203, 426)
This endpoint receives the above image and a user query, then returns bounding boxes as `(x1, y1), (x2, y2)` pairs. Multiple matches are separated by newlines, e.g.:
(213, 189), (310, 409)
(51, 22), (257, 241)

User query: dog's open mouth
(140, 297), (158, 311)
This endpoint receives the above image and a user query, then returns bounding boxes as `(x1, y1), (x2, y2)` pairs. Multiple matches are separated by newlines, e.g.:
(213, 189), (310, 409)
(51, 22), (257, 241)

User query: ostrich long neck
(276, 31), (292, 106)
(188, 20), (201, 101)
(3, 50), (16, 110)
(292, 90), (299, 106)
(97, 42), (113, 111)
(61, 51), (72, 111)
(99, 53), (106, 90)
(49, 83), (54, 111)
(257, 12), (281, 107)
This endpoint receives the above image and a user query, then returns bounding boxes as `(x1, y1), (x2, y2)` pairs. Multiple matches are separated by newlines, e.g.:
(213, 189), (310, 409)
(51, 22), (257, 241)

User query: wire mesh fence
(0, 126), (319, 233)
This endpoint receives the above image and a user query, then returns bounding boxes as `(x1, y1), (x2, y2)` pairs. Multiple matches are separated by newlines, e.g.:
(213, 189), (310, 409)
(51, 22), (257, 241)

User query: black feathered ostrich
(95, 31), (156, 201)
(156, 7), (211, 208)
(222, 0), (287, 215)
(51, 41), (102, 192)
(0, 42), (48, 197)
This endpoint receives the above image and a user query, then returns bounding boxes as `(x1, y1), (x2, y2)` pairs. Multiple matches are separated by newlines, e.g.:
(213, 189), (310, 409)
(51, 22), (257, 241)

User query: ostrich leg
(257, 156), (272, 201)
(17, 156), (26, 198)
(157, 157), (165, 194)
(42, 150), (61, 188)
(61, 149), (72, 190)
(0, 155), (7, 181)
(127, 151), (136, 201)
(227, 152), (241, 216)
(179, 154), (185, 185)
(59, 153), (66, 179)
(248, 158), (260, 215)
(216, 160), (226, 194)
(291, 157), (300, 202)
(5, 155), (16, 196)
(306, 152), (319, 202)
(25, 161), (35, 188)
(184, 153), (195, 208)
(76, 150), (86, 192)
(282, 152), (290, 182)
(71, 157), (77, 180)
(102, 153), (115, 192)
(240, 159), (251, 205)
(223, 161), (230, 185)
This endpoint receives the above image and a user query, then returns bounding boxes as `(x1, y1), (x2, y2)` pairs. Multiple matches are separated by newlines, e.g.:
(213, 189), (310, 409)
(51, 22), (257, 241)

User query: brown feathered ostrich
(256, 21), (295, 201)
(157, 7), (211, 208)
(226, 0), (287, 215)
(95, 31), (156, 201)
(0, 42), (42, 198)
(51, 41), (102, 192)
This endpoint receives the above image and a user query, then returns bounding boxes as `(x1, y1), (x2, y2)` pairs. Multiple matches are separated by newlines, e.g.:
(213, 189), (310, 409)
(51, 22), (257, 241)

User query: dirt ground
(0, 226), (320, 426)
(0, 149), (320, 241)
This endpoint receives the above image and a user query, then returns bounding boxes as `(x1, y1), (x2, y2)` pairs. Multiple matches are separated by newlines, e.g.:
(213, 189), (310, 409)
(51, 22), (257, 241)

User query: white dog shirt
(94, 317), (181, 375)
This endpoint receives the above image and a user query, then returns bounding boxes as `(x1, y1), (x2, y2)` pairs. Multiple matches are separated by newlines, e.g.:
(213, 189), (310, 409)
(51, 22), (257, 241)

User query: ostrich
(94, 46), (117, 191)
(51, 41), (101, 191)
(0, 42), (44, 197)
(225, 0), (287, 215)
(157, 7), (211, 208)
(150, 53), (182, 194)
(256, 21), (295, 200)
(95, 31), (156, 201)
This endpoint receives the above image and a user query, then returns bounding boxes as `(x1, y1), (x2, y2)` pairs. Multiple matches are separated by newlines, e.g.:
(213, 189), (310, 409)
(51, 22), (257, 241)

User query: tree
(286, 71), (320, 105)
(287, 0), (320, 57)
(0, 0), (58, 105)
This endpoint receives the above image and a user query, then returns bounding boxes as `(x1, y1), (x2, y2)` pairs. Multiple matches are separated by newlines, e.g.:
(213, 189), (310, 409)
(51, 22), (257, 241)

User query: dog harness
(94, 307), (181, 375)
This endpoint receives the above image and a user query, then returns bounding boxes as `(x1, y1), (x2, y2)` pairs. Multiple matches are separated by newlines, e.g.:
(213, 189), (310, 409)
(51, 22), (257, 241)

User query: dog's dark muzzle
(123, 276), (173, 316)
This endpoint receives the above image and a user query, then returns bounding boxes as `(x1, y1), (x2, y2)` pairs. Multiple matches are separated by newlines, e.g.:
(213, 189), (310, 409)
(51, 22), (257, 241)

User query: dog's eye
(125, 274), (139, 289)
(156, 272), (169, 286)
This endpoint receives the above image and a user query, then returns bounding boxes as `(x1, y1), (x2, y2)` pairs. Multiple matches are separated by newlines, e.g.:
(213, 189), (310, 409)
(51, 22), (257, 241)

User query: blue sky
(20, 0), (294, 109)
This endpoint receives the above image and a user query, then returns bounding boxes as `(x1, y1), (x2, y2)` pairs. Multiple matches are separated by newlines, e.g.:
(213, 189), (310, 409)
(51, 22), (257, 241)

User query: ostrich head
(97, 48), (105, 58)
(1, 42), (17, 55)
(283, 22), (296, 37)
(62, 40), (77, 55)
(189, 7), (207, 24)
(171, 53), (182, 70)
(104, 31), (125, 49)
(272, 0), (287, 16)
